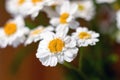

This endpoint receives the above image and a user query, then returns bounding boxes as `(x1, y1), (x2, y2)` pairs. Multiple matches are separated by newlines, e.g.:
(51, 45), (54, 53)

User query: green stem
(62, 62), (89, 80)
(79, 47), (84, 71)
(63, 62), (78, 72)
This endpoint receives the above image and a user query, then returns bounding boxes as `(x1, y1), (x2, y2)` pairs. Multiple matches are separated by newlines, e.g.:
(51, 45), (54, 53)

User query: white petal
(50, 56), (58, 67)
(64, 48), (78, 62)
(64, 56), (73, 62)
(64, 36), (76, 48)
(64, 48), (78, 58)
(31, 12), (39, 20)
(69, 3), (78, 15)
(57, 54), (64, 64)
(60, 1), (70, 14)
(56, 24), (69, 38)
(50, 18), (60, 26)
(36, 51), (49, 59)
(40, 31), (54, 40)
(69, 20), (79, 29)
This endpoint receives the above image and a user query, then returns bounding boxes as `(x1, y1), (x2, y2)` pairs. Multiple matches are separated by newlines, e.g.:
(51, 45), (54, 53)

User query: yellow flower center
(4, 23), (17, 36)
(18, 0), (25, 5)
(32, 0), (43, 4)
(78, 4), (85, 11)
(48, 38), (65, 53)
(60, 13), (69, 24)
(78, 32), (91, 39)
(31, 28), (43, 35)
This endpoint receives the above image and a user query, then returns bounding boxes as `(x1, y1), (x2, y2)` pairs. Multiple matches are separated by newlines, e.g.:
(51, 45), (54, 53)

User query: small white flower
(26, 0), (58, 19)
(116, 10), (120, 29)
(6, 0), (56, 19)
(96, 0), (116, 4)
(50, 1), (79, 35)
(72, 27), (99, 47)
(25, 25), (54, 45)
(25, 0), (47, 19)
(6, 0), (30, 17)
(74, 0), (95, 21)
(0, 16), (29, 48)
(36, 32), (78, 67)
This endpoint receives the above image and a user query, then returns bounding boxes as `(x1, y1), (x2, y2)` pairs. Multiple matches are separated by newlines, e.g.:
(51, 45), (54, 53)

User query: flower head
(72, 27), (99, 47)
(50, 1), (79, 37)
(25, 25), (54, 45)
(0, 16), (29, 48)
(74, 0), (95, 21)
(36, 32), (78, 67)
(6, 0), (30, 17)
(50, 1), (78, 26)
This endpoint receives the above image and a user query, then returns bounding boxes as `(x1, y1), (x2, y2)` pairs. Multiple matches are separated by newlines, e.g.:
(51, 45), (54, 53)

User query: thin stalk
(62, 62), (89, 80)
(79, 47), (84, 71)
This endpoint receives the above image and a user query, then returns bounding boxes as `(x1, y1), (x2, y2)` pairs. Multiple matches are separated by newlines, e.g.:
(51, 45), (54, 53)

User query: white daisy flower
(6, 0), (30, 17)
(25, 0), (48, 19)
(72, 27), (99, 47)
(50, 1), (79, 35)
(26, 0), (58, 19)
(36, 32), (78, 67)
(28, 0), (64, 19)
(96, 0), (116, 4)
(6, 0), (55, 19)
(25, 25), (54, 45)
(116, 10), (120, 30)
(74, 0), (95, 21)
(0, 16), (29, 48)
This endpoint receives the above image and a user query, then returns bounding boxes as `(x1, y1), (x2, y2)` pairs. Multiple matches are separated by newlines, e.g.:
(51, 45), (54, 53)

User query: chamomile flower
(74, 0), (95, 21)
(25, 25), (54, 45)
(50, 1), (79, 34)
(36, 32), (78, 67)
(72, 27), (99, 47)
(116, 10), (120, 29)
(25, 0), (48, 19)
(96, 0), (116, 4)
(6, 0), (30, 17)
(26, 0), (58, 19)
(6, 0), (56, 19)
(0, 16), (29, 48)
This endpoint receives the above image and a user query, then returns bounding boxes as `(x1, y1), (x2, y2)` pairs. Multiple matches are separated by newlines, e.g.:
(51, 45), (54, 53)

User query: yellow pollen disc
(18, 0), (25, 5)
(32, 0), (43, 4)
(48, 38), (65, 53)
(4, 23), (17, 36)
(79, 32), (91, 39)
(60, 13), (69, 24)
(78, 4), (85, 11)
(31, 28), (43, 35)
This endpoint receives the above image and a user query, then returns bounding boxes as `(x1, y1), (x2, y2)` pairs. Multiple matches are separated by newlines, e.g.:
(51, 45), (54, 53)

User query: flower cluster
(1, 0), (111, 67)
